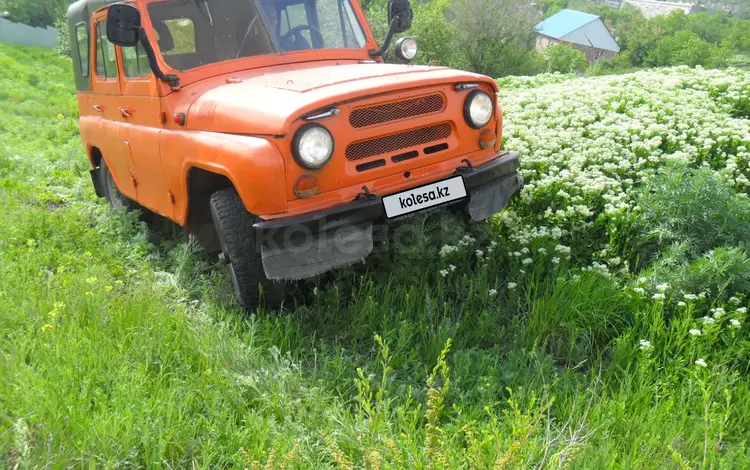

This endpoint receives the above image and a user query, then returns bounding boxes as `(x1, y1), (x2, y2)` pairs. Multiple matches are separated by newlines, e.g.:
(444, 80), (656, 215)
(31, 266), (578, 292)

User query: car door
(116, 42), (172, 218)
(90, 13), (138, 203)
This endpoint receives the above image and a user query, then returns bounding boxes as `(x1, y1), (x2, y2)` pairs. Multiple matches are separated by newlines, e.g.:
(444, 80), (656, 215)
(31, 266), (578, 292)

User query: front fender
(160, 130), (287, 225)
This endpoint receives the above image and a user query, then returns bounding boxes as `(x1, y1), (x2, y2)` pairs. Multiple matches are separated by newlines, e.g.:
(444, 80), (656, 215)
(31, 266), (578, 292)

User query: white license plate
(382, 176), (467, 219)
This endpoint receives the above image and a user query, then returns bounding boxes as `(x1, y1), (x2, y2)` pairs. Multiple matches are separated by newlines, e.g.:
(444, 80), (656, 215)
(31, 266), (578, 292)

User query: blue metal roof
(535, 9), (600, 39)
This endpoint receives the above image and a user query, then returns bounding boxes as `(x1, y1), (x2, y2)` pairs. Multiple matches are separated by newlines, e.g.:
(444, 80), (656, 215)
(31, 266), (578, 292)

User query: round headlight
(293, 124), (334, 170)
(394, 37), (418, 62)
(463, 90), (494, 129)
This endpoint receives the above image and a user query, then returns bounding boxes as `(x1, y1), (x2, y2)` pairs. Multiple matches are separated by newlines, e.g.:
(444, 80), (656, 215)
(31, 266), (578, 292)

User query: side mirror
(370, 0), (413, 59)
(106, 4), (141, 47)
(388, 0), (412, 34)
(105, 3), (180, 88)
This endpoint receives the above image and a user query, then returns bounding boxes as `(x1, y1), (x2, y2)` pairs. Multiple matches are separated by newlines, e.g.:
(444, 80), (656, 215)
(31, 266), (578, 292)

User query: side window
(75, 23), (89, 77)
(94, 21), (118, 79)
(122, 43), (151, 79)
(279, 4), (308, 36)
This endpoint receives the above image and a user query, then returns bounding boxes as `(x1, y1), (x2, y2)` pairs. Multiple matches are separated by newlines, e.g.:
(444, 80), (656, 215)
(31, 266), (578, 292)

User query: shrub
(543, 43), (588, 74)
(54, 15), (70, 57)
(631, 167), (750, 263)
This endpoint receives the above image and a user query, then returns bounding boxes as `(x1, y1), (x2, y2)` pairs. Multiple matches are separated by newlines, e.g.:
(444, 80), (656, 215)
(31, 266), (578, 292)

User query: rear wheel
(99, 159), (153, 222)
(209, 188), (285, 311)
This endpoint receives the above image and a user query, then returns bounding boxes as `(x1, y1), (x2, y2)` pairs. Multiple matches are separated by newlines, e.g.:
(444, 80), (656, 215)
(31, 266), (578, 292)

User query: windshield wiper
(236, 15), (259, 58)
(194, 0), (213, 26)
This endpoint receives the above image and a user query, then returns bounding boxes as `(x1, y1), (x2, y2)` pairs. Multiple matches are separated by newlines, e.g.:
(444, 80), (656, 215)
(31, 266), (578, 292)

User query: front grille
(345, 123), (452, 161)
(349, 94), (445, 128)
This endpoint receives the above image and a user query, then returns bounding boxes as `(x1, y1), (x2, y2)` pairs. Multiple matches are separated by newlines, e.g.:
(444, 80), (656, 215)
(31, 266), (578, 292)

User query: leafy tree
(450, 0), (541, 78)
(0, 0), (72, 28)
(646, 30), (713, 67)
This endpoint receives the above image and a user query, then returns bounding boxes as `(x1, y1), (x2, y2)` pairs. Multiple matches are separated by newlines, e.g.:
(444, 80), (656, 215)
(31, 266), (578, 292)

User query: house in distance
(535, 9), (621, 64)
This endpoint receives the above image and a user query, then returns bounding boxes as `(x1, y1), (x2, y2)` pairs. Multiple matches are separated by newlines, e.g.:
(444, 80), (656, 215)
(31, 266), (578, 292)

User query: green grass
(0, 44), (748, 468)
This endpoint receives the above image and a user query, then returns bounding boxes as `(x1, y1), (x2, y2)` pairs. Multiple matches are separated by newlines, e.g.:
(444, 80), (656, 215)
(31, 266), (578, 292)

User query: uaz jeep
(66, 0), (522, 309)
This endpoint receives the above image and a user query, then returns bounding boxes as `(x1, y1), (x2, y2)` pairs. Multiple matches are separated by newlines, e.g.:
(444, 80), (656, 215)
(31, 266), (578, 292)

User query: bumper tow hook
(355, 185), (376, 202)
(455, 159), (474, 175)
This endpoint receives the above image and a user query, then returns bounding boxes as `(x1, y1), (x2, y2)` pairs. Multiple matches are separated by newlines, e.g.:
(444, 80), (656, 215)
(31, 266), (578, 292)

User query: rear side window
(122, 43), (151, 78)
(94, 21), (117, 79)
(75, 23), (89, 77)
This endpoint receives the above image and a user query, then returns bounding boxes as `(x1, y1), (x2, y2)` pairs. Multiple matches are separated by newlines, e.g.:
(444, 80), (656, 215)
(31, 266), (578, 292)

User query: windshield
(146, 0), (368, 71)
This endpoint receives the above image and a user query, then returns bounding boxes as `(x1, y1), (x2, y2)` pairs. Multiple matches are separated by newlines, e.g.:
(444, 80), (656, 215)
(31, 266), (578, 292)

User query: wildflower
(114, 279), (123, 285)
(84, 252), (93, 258)
(695, 358), (707, 368)
(475, 250), (484, 258)
(633, 287), (645, 295)
(729, 296), (741, 305)
(551, 257), (560, 264)
(48, 311), (57, 319)
(737, 307), (747, 314)
(439, 269), (449, 278)
(521, 258), (533, 265)
(489, 289), (498, 297)
(730, 319), (741, 328)
(638, 339), (652, 350)
(638, 277), (647, 284)
(521, 247), (530, 254)
(652, 293), (665, 301)
(27, 239), (35, 247)
(85, 277), (97, 284)
(513, 251), (522, 257)
(538, 247), (547, 254)
(711, 307), (725, 318)
(508, 282), (518, 290)
(656, 284), (669, 292)
(689, 329), (702, 336)
(57, 113), (63, 119)
(439, 245), (458, 257)
(104, 285), (113, 292)
(313, 287), (319, 296)
(683, 294), (697, 301)
(677, 301), (686, 307)
(449, 264), (456, 272)
(702, 316), (715, 325)
(41, 324), (53, 333)
(85, 291), (93, 297)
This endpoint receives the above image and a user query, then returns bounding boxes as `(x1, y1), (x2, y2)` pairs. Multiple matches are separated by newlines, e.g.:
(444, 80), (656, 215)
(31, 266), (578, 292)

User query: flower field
(0, 44), (748, 468)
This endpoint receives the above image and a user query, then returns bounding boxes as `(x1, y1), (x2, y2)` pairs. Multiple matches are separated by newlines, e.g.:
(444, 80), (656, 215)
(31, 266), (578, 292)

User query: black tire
(99, 158), (154, 222)
(209, 188), (285, 311)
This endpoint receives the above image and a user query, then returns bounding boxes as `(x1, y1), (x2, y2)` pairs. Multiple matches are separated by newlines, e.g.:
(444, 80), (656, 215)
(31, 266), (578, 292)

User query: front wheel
(99, 159), (153, 222)
(209, 188), (285, 311)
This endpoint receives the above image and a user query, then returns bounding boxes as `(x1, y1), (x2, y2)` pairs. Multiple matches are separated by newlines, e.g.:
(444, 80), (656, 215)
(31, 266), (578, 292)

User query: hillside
(0, 44), (748, 468)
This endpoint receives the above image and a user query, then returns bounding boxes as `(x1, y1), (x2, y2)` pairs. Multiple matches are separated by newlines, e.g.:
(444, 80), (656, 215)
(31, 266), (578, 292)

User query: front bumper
(255, 151), (522, 280)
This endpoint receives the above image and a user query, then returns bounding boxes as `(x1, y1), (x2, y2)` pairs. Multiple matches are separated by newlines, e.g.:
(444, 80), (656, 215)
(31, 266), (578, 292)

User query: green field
(0, 44), (748, 468)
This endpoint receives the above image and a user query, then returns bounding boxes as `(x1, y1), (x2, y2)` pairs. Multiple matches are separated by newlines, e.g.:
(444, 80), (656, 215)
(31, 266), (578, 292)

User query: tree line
(366, 0), (750, 77)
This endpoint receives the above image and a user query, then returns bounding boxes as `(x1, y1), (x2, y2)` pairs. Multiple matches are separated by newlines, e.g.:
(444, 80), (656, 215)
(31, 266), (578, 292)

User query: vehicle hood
(184, 63), (494, 135)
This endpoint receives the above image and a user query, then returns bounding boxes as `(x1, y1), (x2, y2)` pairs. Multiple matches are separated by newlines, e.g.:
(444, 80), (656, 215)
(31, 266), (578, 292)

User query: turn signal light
(173, 112), (186, 126)
(293, 174), (319, 199)
(479, 128), (497, 149)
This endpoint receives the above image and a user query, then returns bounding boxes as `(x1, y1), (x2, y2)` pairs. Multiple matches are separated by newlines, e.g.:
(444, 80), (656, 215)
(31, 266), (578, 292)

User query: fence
(0, 17), (58, 48)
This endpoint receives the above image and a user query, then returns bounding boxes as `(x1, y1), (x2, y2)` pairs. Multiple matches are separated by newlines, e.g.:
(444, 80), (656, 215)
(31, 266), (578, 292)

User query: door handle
(93, 104), (104, 112)
(120, 107), (133, 118)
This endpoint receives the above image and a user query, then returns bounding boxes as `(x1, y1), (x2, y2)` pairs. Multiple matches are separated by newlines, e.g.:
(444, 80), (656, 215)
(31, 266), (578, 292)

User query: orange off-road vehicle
(67, 0), (522, 309)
